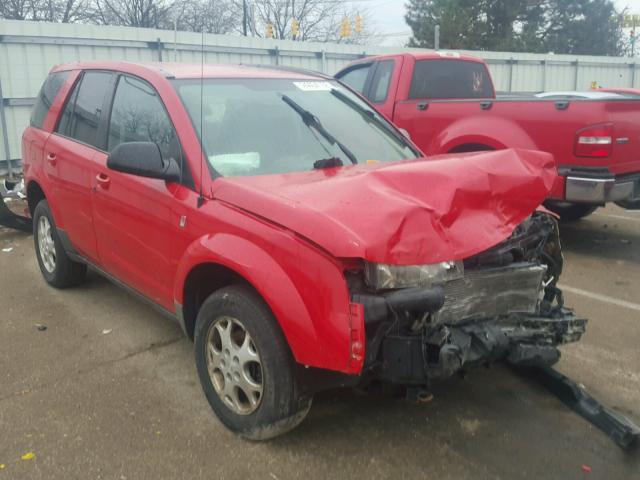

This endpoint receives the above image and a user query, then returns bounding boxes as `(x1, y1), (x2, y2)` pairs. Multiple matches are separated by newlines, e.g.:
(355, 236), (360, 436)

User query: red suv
(22, 61), (585, 438)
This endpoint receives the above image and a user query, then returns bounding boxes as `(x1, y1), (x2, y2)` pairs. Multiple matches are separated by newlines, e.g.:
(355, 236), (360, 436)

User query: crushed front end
(348, 212), (586, 385)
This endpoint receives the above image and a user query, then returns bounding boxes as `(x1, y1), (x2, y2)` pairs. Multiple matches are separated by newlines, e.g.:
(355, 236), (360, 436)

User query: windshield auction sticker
(293, 81), (334, 91)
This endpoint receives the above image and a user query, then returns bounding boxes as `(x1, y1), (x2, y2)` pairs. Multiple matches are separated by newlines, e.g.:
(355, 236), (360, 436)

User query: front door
(92, 74), (187, 310)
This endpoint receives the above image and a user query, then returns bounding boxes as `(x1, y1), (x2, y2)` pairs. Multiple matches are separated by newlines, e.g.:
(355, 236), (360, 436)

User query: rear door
(44, 71), (115, 262)
(92, 73), (189, 310)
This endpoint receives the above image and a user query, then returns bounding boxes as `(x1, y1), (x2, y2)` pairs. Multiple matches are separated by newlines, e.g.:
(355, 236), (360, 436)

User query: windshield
(173, 78), (419, 177)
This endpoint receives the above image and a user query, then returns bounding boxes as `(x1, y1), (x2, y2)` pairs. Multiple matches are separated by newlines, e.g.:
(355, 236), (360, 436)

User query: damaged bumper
(350, 212), (587, 385)
(379, 309), (586, 384)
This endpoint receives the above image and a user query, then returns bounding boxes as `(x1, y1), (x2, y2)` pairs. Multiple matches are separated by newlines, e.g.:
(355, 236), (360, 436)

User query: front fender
(174, 232), (357, 374)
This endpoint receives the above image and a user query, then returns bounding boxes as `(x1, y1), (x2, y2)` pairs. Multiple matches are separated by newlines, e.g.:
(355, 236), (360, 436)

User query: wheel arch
(26, 180), (46, 217)
(174, 233), (331, 370)
(26, 179), (64, 228)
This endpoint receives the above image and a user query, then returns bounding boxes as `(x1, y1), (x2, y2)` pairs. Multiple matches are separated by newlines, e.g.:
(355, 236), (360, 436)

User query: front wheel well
(181, 263), (251, 340)
(27, 181), (46, 217)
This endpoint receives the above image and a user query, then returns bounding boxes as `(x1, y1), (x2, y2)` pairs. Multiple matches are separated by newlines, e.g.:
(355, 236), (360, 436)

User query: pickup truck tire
(33, 200), (87, 288)
(615, 199), (640, 210)
(543, 201), (598, 222)
(194, 284), (312, 440)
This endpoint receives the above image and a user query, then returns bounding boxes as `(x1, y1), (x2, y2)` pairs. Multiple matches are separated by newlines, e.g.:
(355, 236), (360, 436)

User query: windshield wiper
(330, 89), (418, 153)
(281, 94), (357, 165)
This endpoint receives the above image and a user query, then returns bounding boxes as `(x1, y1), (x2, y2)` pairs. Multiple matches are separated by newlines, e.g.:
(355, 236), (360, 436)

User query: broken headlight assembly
(363, 260), (464, 290)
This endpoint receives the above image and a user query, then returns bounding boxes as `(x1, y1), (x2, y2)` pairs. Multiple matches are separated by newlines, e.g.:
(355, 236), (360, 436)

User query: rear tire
(194, 284), (311, 440)
(543, 201), (598, 222)
(33, 200), (87, 288)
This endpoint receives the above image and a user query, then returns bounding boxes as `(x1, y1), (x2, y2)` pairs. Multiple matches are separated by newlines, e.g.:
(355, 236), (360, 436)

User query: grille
(434, 263), (546, 324)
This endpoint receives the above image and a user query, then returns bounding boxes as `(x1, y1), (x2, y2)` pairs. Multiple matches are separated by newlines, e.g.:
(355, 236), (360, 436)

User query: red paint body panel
(339, 53), (640, 201)
(22, 61), (557, 375)
(212, 149), (556, 265)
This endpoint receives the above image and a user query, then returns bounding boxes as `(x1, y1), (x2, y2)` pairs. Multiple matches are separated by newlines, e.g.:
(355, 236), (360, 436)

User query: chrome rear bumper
(565, 175), (637, 203)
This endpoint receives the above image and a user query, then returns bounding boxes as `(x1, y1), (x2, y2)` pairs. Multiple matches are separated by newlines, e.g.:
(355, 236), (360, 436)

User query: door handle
(417, 102), (429, 111)
(46, 152), (57, 166)
(96, 173), (111, 190)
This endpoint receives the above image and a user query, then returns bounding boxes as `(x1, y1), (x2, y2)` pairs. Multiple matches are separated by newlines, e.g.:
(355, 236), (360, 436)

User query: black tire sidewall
(33, 200), (85, 287)
(194, 285), (308, 438)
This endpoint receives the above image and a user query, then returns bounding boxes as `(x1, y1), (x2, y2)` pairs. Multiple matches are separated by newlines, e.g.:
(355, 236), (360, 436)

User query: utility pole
(434, 24), (440, 50)
(243, 0), (248, 36)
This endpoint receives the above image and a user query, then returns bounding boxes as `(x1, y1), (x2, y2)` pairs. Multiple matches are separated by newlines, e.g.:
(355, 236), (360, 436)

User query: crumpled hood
(212, 149), (556, 265)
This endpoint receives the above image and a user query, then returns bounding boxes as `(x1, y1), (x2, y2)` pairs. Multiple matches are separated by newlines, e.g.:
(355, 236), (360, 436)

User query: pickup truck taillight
(574, 124), (613, 158)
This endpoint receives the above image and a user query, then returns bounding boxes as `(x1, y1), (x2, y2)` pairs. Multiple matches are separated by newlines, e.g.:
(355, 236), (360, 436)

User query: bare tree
(1, 0), (379, 44)
(1, 0), (89, 21)
(93, 0), (174, 28)
(247, 0), (380, 44)
(0, 0), (32, 19)
(176, 0), (240, 34)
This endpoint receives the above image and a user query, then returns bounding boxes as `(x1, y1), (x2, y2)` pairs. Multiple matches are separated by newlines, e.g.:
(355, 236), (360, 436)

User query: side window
(108, 75), (176, 160)
(336, 64), (371, 94)
(56, 71), (113, 149)
(368, 60), (394, 103)
(107, 75), (193, 187)
(30, 71), (70, 129)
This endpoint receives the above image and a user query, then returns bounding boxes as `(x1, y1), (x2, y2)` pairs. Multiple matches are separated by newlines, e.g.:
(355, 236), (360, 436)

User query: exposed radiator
(434, 263), (546, 324)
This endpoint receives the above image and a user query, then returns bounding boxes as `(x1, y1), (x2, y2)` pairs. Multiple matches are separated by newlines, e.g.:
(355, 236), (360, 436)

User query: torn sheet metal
(0, 179), (32, 232)
(213, 148), (556, 265)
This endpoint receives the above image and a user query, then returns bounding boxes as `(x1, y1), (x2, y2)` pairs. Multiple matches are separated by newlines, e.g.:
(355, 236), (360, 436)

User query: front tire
(194, 285), (311, 440)
(543, 201), (598, 222)
(33, 200), (87, 288)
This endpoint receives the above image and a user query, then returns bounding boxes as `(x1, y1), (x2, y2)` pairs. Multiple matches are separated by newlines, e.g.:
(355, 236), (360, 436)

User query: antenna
(197, 25), (205, 208)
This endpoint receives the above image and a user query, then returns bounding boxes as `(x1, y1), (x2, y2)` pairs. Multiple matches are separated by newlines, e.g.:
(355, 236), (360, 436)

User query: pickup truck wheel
(194, 285), (312, 440)
(615, 199), (640, 210)
(33, 200), (87, 288)
(543, 201), (598, 222)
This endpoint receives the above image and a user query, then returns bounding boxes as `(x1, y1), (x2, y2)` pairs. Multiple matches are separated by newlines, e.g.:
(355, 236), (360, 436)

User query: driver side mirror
(107, 142), (181, 183)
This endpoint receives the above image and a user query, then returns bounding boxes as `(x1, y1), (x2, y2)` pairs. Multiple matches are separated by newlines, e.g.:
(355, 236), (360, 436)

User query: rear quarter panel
(22, 70), (81, 226)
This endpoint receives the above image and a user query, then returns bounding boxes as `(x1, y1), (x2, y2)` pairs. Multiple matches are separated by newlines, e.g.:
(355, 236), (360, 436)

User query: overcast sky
(368, 0), (640, 47)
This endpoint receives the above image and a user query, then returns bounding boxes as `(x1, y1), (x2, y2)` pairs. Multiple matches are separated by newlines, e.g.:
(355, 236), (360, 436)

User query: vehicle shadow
(559, 216), (640, 265)
(266, 365), (640, 478)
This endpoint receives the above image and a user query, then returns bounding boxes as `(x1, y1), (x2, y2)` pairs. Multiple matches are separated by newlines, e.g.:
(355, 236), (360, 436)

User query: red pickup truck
(336, 52), (640, 220)
(21, 61), (585, 439)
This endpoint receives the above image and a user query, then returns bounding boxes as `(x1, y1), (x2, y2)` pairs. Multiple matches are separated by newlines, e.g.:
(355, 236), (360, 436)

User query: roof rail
(242, 64), (334, 80)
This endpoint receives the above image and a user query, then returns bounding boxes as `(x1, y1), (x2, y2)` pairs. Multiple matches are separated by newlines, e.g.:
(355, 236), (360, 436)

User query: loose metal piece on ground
(523, 366), (640, 449)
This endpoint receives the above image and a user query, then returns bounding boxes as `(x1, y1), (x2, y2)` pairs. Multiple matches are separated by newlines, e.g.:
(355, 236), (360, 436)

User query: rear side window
(409, 60), (493, 99)
(337, 64), (371, 93)
(30, 71), (70, 129)
(57, 71), (112, 149)
(369, 60), (394, 103)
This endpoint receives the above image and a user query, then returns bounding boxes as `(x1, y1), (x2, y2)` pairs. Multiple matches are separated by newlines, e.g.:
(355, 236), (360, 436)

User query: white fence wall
(2, 19), (640, 175)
